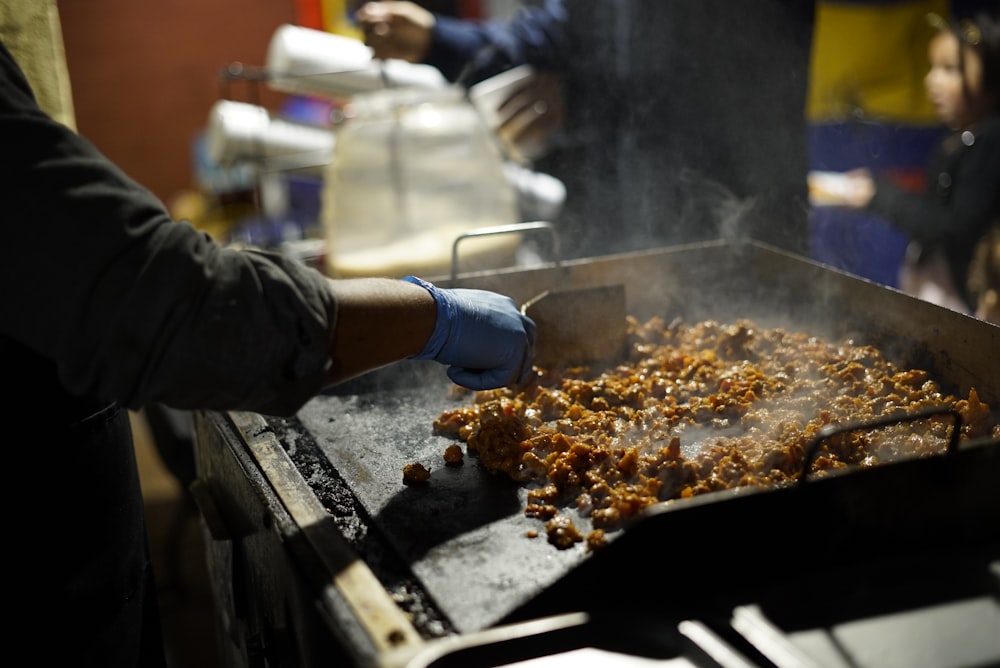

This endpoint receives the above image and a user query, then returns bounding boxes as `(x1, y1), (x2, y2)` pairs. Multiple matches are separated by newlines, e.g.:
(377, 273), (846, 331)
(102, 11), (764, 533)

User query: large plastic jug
(321, 86), (521, 278)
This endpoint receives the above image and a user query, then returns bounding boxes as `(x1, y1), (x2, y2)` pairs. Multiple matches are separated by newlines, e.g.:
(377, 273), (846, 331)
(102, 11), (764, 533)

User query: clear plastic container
(322, 86), (520, 278)
(206, 99), (334, 172)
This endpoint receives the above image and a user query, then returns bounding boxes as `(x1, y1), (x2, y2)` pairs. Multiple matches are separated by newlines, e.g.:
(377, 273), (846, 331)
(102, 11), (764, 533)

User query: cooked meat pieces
(433, 318), (997, 550)
(545, 515), (583, 550)
(443, 444), (464, 466)
(403, 462), (431, 485)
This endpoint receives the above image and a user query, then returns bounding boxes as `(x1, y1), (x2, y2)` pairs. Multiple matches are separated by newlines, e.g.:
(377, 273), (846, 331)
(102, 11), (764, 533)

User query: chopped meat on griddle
(433, 318), (998, 549)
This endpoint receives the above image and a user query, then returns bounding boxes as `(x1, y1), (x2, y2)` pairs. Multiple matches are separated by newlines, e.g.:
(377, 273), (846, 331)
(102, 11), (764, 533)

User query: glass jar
(321, 86), (520, 277)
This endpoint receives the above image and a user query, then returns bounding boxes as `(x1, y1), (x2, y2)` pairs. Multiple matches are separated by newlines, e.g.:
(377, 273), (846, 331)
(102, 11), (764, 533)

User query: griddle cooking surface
(291, 241), (1000, 637)
(296, 361), (601, 633)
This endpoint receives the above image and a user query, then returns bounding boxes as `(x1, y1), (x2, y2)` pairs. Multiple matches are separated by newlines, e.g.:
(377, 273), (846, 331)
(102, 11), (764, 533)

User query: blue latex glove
(403, 276), (536, 389)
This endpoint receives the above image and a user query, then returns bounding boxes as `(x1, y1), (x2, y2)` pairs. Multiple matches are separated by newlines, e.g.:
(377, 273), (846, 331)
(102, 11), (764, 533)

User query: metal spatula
(522, 284), (628, 369)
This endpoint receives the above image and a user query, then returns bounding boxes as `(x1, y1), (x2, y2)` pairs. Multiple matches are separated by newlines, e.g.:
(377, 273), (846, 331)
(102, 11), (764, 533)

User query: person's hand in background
(807, 167), (876, 209)
(839, 168), (876, 209)
(495, 71), (565, 163)
(356, 1), (435, 62)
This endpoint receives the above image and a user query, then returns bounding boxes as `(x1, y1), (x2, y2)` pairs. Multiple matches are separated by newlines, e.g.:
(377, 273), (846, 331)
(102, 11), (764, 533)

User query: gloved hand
(403, 276), (536, 389)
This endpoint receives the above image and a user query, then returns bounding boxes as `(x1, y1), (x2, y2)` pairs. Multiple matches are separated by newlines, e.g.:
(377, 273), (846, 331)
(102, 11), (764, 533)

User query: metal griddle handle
(798, 407), (963, 486)
(451, 220), (561, 282)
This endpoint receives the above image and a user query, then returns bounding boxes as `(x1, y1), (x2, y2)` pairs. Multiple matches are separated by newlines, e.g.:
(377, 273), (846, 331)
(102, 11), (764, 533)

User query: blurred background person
(806, 0), (963, 288)
(357, 0), (816, 261)
(818, 9), (1000, 314)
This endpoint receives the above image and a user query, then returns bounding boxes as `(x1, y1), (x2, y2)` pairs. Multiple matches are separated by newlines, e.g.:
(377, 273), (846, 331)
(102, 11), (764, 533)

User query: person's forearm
(324, 277), (435, 384)
(426, 0), (570, 83)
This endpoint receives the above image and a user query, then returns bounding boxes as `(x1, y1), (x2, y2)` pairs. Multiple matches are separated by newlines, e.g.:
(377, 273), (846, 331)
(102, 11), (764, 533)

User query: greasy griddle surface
(294, 242), (1000, 634)
(297, 362), (595, 633)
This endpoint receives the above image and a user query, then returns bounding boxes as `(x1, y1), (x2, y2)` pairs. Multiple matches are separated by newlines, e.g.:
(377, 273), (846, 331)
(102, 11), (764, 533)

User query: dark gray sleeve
(0, 40), (336, 416)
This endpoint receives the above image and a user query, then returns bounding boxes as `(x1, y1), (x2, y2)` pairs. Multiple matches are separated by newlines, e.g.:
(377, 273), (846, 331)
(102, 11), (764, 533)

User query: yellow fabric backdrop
(322, 0), (363, 38)
(808, 0), (949, 124)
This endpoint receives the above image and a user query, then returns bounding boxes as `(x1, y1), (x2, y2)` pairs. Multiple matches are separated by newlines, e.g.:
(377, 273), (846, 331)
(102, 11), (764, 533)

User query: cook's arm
(324, 277), (435, 384)
(0, 39), (533, 417)
(328, 276), (536, 389)
(358, 0), (570, 83)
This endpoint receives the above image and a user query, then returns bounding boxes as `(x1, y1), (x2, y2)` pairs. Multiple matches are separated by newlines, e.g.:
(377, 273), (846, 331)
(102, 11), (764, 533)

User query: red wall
(55, 1), (483, 207)
(57, 0), (297, 205)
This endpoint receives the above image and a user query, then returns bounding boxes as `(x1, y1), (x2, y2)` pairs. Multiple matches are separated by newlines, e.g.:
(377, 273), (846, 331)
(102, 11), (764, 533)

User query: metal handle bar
(798, 406), (962, 486)
(450, 220), (561, 283)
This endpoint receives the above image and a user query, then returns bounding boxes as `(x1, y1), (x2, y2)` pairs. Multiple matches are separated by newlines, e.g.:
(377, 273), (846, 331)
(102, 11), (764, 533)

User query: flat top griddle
(288, 241), (1000, 640)
(296, 362), (602, 633)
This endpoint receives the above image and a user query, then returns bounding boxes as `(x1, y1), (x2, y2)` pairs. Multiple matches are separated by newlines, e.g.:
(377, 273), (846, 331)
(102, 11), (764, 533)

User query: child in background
(827, 10), (1000, 314)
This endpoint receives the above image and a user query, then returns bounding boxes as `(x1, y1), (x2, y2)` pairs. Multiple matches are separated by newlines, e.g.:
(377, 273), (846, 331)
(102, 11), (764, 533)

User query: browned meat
(402, 462), (431, 485)
(443, 444), (464, 466)
(433, 318), (998, 550)
(545, 515), (583, 550)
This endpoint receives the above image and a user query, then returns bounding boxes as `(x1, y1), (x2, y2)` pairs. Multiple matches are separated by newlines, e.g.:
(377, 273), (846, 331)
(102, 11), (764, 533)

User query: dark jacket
(868, 114), (1000, 309)
(426, 1), (815, 259)
(0, 40), (337, 666)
